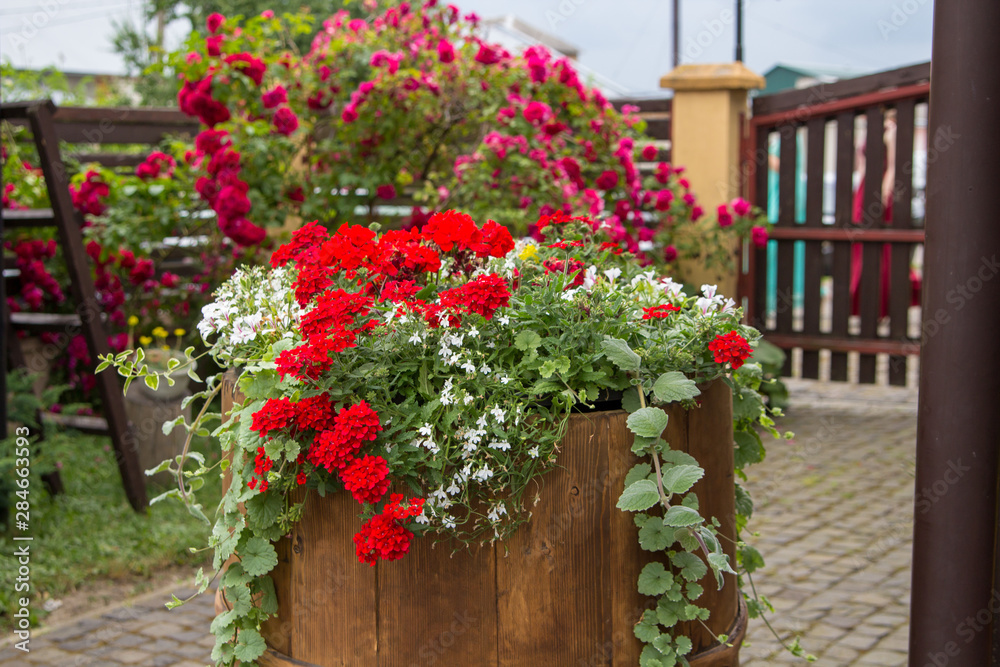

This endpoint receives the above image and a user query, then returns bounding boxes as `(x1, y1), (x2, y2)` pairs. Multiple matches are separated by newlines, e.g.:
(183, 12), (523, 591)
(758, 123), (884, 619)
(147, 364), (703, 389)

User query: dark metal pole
(910, 1), (1000, 665)
(672, 0), (680, 68)
(735, 0), (744, 62)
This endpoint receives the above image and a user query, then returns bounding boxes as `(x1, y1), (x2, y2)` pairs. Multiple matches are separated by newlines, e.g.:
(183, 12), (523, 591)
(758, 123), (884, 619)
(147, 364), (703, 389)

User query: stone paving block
(22, 646), (76, 663)
(104, 648), (155, 664)
(173, 641), (212, 660)
(53, 633), (103, 651)
(110, 633), (147, 649)
(151, 655), (183, 667)
(138, 621), (186, 639)
(39, 616), (105, 641)
(856, 649), (908, 665)
(174, 628), (209, 642)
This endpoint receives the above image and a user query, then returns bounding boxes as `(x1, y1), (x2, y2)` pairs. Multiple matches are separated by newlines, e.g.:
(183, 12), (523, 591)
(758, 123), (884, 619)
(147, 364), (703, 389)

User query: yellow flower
(152, 326), (169, 338)
(139, 336), (152, 346)
(518, 244), (538, 261)
(127, 315), (139, 327)
(173, 328), (186, 337)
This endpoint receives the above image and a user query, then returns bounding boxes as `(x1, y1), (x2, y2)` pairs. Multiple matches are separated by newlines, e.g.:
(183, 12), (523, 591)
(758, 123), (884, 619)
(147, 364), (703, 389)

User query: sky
(0, 0), (935, 96)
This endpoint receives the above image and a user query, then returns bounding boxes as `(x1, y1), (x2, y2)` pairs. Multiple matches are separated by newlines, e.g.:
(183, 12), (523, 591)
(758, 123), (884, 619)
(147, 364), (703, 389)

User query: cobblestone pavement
(741, 378), (917, 666)
(0, 585), (215, 666)
(0, 378), (918, 667)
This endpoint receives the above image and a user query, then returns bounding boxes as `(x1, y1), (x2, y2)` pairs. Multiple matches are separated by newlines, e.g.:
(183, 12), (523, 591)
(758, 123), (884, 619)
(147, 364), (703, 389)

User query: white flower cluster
(695, 284), (736, 316)
(197, 266), (303, 356)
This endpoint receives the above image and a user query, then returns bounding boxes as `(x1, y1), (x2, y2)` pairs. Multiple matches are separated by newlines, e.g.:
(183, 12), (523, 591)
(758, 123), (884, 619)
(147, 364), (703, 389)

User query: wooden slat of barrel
(496, 410), (613, 665)
(378, 540), (497, 666)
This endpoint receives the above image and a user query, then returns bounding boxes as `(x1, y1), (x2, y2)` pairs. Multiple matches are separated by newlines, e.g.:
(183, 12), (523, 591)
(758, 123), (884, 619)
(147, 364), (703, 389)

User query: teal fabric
(764, 132), (807, 317)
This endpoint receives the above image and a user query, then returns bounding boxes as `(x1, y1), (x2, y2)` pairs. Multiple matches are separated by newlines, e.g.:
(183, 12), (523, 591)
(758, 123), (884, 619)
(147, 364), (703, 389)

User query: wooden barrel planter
(218, 373), (747, 666)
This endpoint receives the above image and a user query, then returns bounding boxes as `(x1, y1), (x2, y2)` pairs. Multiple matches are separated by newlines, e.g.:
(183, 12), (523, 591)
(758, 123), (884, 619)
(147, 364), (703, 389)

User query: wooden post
(910, 1), (1000, 663)
(659, 63), (764, 297)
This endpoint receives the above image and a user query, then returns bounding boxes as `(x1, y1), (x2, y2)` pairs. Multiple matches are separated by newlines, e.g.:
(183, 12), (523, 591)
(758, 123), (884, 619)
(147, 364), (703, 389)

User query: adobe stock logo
(924, 589), (1000, 666)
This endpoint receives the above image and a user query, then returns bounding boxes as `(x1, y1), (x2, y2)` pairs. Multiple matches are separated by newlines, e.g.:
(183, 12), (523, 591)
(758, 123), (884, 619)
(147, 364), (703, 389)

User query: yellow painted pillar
(660, 63), (764, 297)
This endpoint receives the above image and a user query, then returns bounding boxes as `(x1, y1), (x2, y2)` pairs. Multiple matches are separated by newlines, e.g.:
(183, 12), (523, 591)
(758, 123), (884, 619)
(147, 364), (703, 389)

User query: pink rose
(206, 13), (225, 34)
(751, 226), (769, 247)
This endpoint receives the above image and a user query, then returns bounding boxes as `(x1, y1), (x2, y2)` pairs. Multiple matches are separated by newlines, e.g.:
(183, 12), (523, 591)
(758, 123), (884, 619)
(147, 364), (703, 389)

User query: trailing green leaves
(627, 408), (669, 439)
(617, 480), (660, 512)
(651, 371), (700, 404)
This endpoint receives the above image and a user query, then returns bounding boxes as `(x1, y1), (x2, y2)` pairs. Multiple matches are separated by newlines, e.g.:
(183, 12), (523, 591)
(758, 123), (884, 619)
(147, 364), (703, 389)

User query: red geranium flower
(340, 455), (391, 505)
(642, 304), (681, 320)
(708, 331), (753, 370)
(251, 397), (297, 439)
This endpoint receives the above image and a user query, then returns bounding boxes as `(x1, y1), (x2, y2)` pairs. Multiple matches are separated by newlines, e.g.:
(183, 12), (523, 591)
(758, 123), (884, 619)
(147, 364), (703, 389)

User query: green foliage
(0, 430), (221, 633)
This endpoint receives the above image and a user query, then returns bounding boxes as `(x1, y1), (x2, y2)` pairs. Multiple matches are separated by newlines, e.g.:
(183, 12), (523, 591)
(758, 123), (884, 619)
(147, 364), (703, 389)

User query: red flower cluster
(249, 446), (273, 492)
(438, 273), (511, 320)
(371, 229), (442, 280)
(136, 152), (176, 180)
(250, 397), (297, 439)
(271, 221), (330, 268)
(340, 454), (391, 504)
(190, 128), (266, 247)
(307, 401), (382, 472)
(293, 393), (337, 432)
(353, 494), (426, 566)
(70, 170), (110, 217)
(708, 331), (753, 370)
(178, 76), (231, 127)
(642, 304), (681, 320)
(542, 258), (586, 287)
(225, 53), (267, 86)
(300, 289), (373, 339)
(420, 210), (513, 259)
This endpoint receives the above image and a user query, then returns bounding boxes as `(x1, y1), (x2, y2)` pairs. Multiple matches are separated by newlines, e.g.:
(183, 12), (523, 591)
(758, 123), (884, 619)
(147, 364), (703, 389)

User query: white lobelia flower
(463, 395), (474, 405)
(418, 423), (434, 437)
(497, 373), (511, 385)
(461, 360), (477, 375)
(489, 439), (510, 452)
(528, 446), (540, 458)
(480, 364), (492, 375)
(446, 480), (462, 495)
(491, 406), (506, 423)
(498, 314), (510, 326)
(409, 332), (423, 345)
(414, 509), (430, 524)
(441, 377), (456, 405)
(442, 515), (457, 529)
(472, 466), (493, 482)
(468, 326), (480, 338)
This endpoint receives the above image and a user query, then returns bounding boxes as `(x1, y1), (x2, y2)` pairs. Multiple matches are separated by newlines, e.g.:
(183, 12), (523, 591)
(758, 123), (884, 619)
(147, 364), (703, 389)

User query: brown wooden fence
(740, 62), (930, 386)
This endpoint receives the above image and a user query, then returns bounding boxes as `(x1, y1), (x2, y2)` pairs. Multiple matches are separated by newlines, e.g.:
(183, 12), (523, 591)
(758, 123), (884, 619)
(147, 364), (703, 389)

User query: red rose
(272, 107), (299, 136)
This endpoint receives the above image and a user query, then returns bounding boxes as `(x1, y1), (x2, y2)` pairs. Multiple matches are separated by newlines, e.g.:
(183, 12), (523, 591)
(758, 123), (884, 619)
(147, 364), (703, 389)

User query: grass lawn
(0, 426), (223, 631)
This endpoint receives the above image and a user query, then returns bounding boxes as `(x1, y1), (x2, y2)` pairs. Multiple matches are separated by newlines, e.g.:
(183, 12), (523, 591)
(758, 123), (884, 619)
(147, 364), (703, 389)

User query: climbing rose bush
(158, 0), (763, 274)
